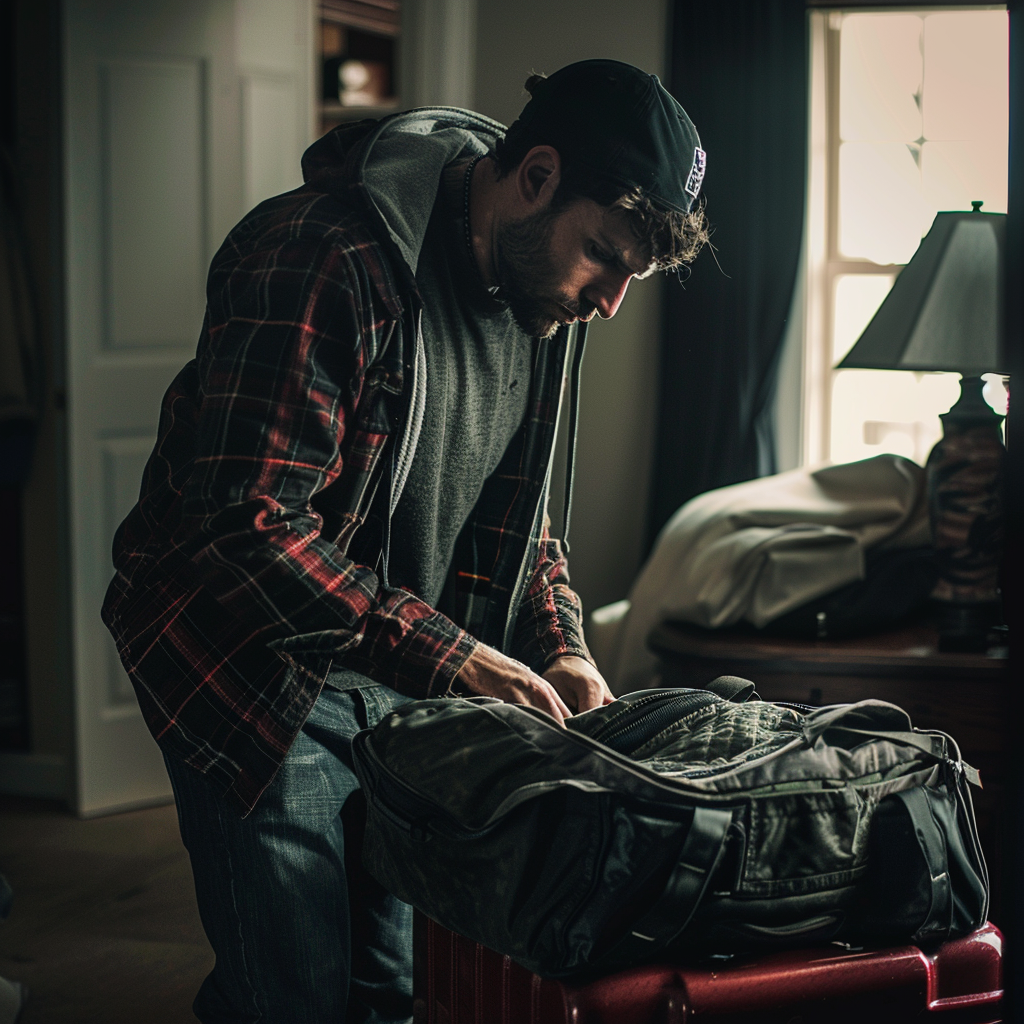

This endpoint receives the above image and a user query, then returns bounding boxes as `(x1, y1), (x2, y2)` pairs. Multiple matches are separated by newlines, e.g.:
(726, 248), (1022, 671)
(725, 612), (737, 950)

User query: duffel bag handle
(801, 700), (913, 743)
(596, 806), (733, 969)
(703, 676), (759, 703)
(810, 722), (983, 786)
(803, 704), (942, 755)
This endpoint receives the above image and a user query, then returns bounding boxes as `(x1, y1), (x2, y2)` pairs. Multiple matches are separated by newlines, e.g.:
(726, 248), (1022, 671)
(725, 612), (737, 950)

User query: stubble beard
(494, 205), (581, 339)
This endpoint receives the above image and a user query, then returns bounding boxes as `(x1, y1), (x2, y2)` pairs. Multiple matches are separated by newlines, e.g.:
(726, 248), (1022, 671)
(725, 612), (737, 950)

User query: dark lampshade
(837, 210), (1007, 376)
(835, 206), (1008, 652)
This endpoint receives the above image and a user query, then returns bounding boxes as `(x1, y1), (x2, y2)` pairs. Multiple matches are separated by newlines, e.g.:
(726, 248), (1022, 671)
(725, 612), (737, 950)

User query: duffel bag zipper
(590, 691), (719, 751)
(772, 701), (819, 712)
(360, 703), (826, 826)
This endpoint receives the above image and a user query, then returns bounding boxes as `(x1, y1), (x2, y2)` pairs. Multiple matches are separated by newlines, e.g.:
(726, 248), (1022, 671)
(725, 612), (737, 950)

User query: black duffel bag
(756, 544), (938, 640)
(351, 681), (987, 978)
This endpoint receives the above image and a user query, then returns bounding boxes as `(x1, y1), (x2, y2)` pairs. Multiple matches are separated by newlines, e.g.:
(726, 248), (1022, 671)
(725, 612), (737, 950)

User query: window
(802, 7), (1009, 468)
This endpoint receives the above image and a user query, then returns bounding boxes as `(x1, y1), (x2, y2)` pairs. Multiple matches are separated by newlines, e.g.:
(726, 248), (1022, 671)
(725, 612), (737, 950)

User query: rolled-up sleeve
(510, 526), (593, 674)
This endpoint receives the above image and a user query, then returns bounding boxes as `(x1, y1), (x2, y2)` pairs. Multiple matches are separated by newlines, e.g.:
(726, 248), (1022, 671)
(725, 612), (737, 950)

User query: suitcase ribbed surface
(413, 913), (1003, 1024)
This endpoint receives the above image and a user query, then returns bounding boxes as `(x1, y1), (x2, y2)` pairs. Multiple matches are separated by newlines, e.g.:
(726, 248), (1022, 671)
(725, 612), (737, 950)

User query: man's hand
(542, 656), (614, 714)
(457, 644), (574, 725)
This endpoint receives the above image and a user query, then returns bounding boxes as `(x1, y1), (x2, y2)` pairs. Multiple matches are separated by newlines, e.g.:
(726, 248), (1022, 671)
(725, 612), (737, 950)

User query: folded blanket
(608, 455), (929, 695)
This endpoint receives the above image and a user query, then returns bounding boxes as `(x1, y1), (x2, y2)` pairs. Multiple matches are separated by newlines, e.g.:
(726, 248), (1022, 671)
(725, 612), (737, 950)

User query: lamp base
(932, 599), (1002, 653)
(925, 375), (1005, 653)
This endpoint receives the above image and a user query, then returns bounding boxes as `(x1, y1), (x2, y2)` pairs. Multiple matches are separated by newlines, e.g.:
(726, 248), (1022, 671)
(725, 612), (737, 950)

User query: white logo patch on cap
(685, 147), (706, 198)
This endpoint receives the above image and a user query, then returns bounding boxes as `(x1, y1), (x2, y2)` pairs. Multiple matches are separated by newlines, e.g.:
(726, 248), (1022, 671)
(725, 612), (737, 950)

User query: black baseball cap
(513, 59), (706, 214)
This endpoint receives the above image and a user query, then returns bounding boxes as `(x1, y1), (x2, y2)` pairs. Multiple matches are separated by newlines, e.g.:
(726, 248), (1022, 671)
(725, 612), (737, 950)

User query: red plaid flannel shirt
(101, 112), (591, 813)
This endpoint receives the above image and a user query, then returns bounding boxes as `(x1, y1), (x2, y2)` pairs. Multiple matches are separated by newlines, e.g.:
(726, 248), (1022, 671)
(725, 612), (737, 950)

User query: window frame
(800, 3), (1008, 467)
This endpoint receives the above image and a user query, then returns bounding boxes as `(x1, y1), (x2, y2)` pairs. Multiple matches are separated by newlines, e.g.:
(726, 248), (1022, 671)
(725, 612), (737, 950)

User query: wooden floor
(0, 794), (213, 1024)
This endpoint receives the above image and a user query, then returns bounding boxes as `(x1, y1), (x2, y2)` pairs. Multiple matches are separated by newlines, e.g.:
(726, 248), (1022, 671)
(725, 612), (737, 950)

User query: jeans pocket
(355, 684), (417, 730)
(324, 684), (386, 731)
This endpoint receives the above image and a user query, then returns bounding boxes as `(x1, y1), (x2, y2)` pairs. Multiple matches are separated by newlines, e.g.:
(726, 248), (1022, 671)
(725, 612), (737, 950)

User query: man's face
(494, 198), (654, 339)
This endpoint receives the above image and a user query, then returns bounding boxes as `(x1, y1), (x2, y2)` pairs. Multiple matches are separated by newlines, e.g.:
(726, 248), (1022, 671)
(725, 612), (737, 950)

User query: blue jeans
(165, 676), (416, 1024)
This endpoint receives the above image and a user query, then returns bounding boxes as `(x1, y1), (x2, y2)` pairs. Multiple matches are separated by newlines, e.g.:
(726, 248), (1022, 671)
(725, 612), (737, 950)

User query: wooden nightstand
(648, 619), (1010, 925)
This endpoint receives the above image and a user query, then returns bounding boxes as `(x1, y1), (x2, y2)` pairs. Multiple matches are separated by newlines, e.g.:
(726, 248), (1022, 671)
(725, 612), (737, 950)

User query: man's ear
(515, 146), (562, 211)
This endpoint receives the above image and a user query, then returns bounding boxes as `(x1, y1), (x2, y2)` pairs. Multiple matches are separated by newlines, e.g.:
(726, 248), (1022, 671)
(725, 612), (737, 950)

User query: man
(102, 59), (707, 1023)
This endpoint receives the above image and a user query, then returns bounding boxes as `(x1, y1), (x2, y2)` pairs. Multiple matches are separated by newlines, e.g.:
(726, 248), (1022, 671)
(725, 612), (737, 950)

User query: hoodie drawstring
(561, 320), (588, 554)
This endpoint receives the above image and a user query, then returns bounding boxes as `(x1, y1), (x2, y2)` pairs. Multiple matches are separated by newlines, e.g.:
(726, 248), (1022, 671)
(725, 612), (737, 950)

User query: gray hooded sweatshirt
(361, 125), (535, 608)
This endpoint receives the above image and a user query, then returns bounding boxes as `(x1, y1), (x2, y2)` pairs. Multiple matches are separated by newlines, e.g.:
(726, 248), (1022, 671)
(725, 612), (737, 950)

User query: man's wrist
(543, 651), (596, 674)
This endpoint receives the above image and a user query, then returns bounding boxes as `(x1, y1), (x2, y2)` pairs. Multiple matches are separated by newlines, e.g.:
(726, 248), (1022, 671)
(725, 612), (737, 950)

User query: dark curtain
(647, 0), (808, 545)
(1003, 0), (1023, 1010)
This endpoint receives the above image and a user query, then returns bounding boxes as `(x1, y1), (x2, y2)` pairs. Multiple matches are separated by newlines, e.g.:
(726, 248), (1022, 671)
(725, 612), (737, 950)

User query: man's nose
(584, 271), (632, 320)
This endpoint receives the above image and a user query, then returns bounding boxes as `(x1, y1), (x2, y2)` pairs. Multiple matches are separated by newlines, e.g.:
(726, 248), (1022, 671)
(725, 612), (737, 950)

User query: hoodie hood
(301, 108), (506, 277)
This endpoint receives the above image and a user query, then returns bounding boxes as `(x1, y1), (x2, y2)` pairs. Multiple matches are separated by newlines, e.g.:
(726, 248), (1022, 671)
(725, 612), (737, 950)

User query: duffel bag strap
(823, 724), (945, 758)
(596, 806), (733, 968)
(894, 787), (955, 942)
(817, 722), (981, 787)
(810, 723), (981, 786)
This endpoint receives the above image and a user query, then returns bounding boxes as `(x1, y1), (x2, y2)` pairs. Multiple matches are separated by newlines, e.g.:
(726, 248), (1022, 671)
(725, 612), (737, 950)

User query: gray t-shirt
(387, 162), (534, 608)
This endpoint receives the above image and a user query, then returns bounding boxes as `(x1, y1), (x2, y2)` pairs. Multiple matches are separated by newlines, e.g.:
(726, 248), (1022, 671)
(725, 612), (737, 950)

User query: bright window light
(806, 8), (1009, 469)
(839, 15), (922, 142)
(838, 142), (932, 264)
(832, 274), (895, 364)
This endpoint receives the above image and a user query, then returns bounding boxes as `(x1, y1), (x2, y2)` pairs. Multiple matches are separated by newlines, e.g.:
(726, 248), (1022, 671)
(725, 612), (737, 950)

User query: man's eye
(591, 245), (613, 264)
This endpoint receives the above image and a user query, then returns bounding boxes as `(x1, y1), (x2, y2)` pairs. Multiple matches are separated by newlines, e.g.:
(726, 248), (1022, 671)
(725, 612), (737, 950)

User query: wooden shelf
(320, 0), (400, 36)
(321, 99), (399, 119)
(648, 619), (1008, 680)
(318, 2), (401, 134)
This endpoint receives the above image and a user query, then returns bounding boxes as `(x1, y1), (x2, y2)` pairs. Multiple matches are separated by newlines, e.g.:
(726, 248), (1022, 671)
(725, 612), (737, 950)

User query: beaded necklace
(462, 154), (484, 272)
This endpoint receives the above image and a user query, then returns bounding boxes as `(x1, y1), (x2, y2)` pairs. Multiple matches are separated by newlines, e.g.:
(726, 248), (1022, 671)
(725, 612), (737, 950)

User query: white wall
(473, 0), (670, 617)
(403, 0), (476, 108)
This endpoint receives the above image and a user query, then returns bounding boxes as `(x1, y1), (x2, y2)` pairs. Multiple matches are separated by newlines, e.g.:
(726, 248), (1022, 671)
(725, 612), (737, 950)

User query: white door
(63, 0), (313, 816)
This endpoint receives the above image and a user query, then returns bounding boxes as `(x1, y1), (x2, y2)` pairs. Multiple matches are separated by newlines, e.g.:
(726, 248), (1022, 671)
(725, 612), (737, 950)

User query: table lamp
(836, 204), (1007, 652)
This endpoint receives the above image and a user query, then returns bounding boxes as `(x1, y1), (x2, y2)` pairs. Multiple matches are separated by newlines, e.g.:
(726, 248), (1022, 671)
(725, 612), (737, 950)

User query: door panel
(103, 57), (208, 348)
(100, 435), (154, 710)
(64, 0), (313, 815)
(242, 75), (303, 210)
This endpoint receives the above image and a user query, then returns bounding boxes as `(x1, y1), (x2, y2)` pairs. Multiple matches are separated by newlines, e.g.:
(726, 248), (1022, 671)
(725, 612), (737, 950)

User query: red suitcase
(413, 913), (1003, 1024)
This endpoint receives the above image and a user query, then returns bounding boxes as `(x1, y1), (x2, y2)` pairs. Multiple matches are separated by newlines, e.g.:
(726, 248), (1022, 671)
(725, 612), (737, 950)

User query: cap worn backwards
(514, 58), (706, 214)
